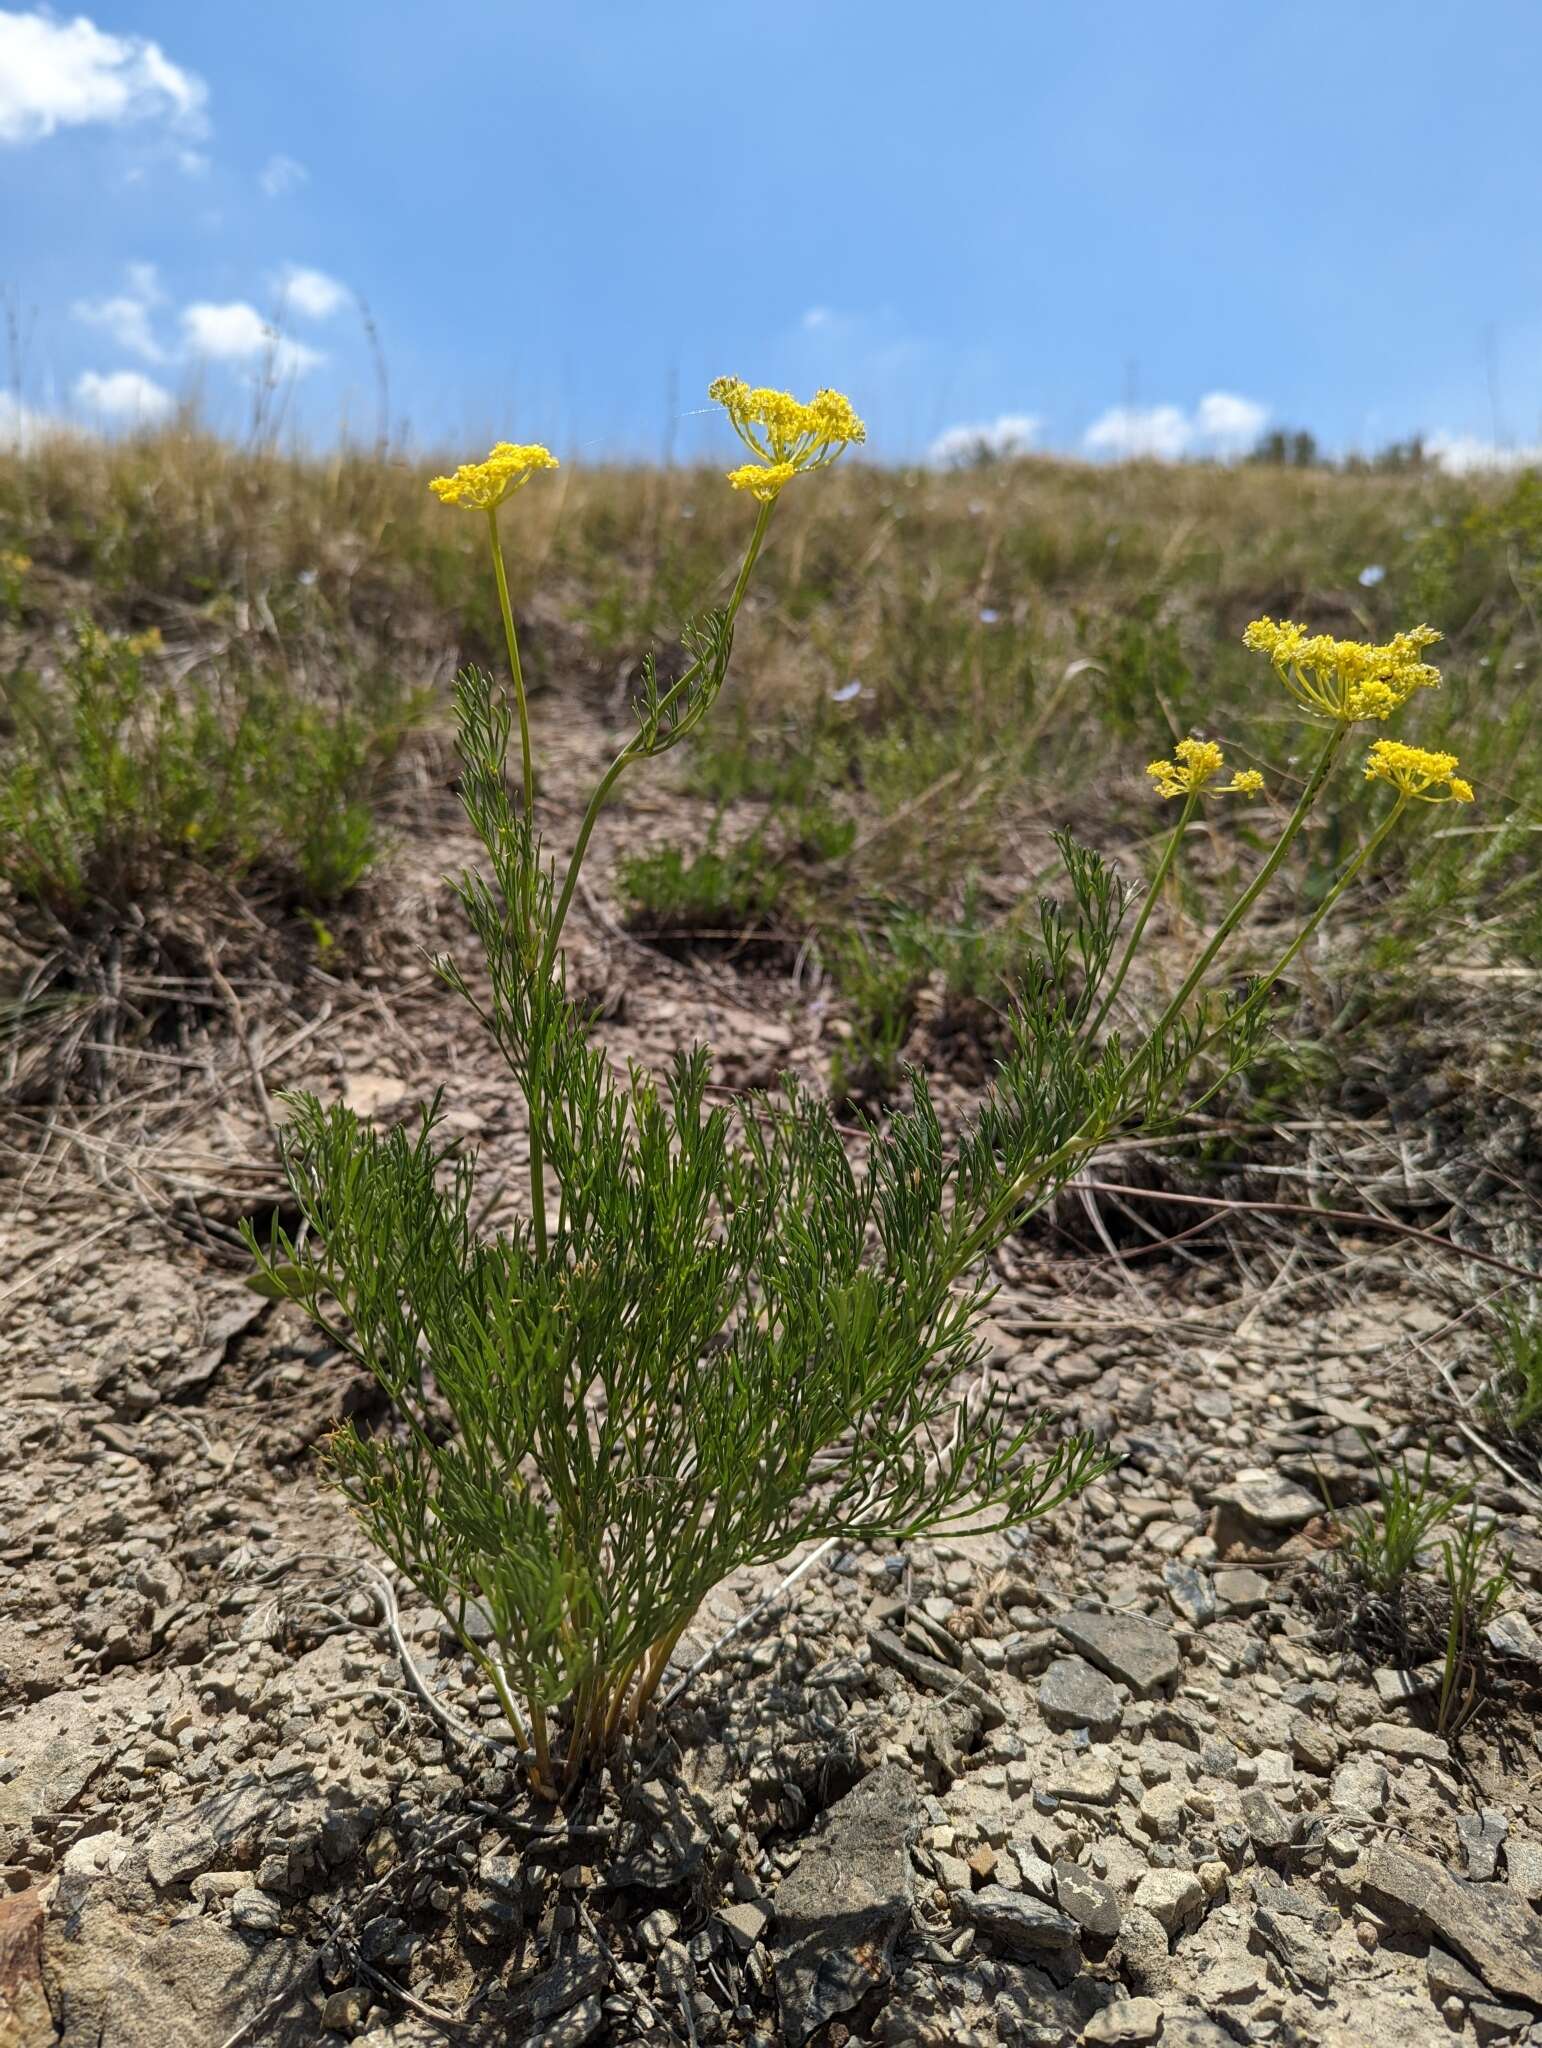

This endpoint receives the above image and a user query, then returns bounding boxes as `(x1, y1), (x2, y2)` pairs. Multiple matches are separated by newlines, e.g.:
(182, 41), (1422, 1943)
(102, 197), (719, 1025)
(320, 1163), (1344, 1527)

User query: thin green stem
(542, 499), (774, 972)
(1132, 722), (1347, 1066)
(1085, 792), (1197, 1043)
(1196, 795), (1407, 1062)
(485, 504), (546, 1257)
(486, 506), (533, 820)
(947, 722), (1351, 1276)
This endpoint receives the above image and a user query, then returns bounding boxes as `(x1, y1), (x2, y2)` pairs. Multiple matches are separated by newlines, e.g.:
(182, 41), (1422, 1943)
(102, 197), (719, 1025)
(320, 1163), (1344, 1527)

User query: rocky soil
(3, 702), (1541, 2048)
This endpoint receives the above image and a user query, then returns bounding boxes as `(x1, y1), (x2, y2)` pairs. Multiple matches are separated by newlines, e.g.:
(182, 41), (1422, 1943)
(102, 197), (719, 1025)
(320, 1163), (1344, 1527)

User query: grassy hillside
(2, 431), (1539, 1120)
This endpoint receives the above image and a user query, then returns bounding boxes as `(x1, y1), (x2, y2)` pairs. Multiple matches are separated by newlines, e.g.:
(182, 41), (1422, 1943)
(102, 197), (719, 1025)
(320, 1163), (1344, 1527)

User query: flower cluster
(1364, 739), (1473, 803)
(1146, 737), (1265, 801)
(0, 549), (30, 577)
(1242, 617), (1442, 723)
(430, 442), (559, 511)
(710, 378), (866, 500)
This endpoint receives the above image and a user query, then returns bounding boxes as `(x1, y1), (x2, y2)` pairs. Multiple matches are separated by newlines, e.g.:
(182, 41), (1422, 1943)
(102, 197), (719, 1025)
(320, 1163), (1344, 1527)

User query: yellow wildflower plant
(0, 549), (30, 577)
(429, 441), (559, 511)
(1364, 739), (1474, 803)
(710, 377), (866, 499)
(1242, 616), (1442, 723)
(1145, 737), (1266, 800)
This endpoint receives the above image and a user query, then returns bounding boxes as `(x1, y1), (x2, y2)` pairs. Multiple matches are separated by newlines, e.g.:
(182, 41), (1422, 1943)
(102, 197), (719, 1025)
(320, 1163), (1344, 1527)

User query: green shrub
(250, 395), (1477, 1793)
(0, 621), (419, 917)
(620, 826), (784, 936)
(1336, 1446), (1470, 1598)
(1482, 1293), (1542, 1441)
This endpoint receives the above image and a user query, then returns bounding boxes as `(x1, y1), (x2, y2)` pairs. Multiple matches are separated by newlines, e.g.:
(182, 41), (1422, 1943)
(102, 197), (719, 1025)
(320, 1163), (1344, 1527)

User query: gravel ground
(4, 705), (1541, 2048)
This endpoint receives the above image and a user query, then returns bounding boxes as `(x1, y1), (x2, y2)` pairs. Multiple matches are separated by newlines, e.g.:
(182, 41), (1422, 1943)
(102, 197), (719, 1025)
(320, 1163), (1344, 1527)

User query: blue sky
(5, 0), (1542, 469)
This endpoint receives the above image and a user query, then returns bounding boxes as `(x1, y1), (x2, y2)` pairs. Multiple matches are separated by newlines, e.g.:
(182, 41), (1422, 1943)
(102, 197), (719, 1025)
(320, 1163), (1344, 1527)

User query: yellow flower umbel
(1364, 739), (1473, 803)
(429, 441), (559, 511)
(1145, 737), (1265, 800)
(1242, 616), (1442, 723)
(710, 378), (866, 500)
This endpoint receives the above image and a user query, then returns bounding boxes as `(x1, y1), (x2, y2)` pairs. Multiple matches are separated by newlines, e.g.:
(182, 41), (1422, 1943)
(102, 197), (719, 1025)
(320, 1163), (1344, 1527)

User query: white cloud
(0, 8), (207, 145)
(1084, 391), (1270, 462)
(73, 261), (165, 362)
(259, 151), (307, 197)
(181, 300), (324, 378)
(278, 265), (349, 320)
(801, 306), (832, 332)
(0, 390), (64, 447)
(929, 412), (1041, 466)
(1195, 390), (1268, 450)
(74, 368), (174, 421)
(1427, 431), (1542, 476)
(1084, 403), (1192, 461)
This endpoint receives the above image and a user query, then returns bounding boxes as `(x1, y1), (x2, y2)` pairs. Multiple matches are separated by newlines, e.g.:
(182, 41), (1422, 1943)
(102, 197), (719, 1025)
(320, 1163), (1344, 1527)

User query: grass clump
(250, 381), (1488, 1795)
(620, 826), (785, 941)
(1480, 1293), (1542, 1442)
(1, 621), (418, 918)
(1335, 1445), (1470, 1599)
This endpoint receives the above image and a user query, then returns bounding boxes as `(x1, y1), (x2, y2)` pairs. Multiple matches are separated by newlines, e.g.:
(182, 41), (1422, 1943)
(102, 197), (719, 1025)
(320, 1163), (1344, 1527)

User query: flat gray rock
(1214, 1472), (1323, 1530)
(1052, 1609), (1180, 1696)
(1083, 1996), (1163, 2043)
(1037, 1655), (1123, 1738)
(1354, 1842), (1542, 2007)
(957, 1883), (1080, 1961)
(1054, 1860), (1121, 1938)
(772, 1764), (921, 2046)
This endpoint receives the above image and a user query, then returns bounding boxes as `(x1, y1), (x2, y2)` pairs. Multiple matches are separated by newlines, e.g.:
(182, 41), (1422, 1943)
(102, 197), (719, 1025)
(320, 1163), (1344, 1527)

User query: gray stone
(1487, 1611), (1542, 1666)
(1428, 1944), (1493, 2003)
(1252, 1899), (1333, 1993)
(1052, 1610), (1180, 1697)
(1082, 1997), (1163, 2044)
(1039, 1753), (1120, 1806)
(868, 1627), (1006, 1727)
(1505, 1838), (1542, 1901)
(1213, 1568), (1271, 1615)
(1115, 1905), (1173, 1995)
(1357, 1720), (1450, 1765)
(41, 1885), (309, 2047)
(716, 1899), (771, 1949)
(1329, 1758), (1389, 1818)
(524, 1995), (605, 2047)
(1240, 1788), (1295, 1852)
(1157, 2016), (1240, 2048)
(526, 1951), (607, 2025)
(228, 1887), (283, 1936)
(1038, 1656), (1123, 1739)
(1132, 1867), (1204, 1936)
(990, 1962), (1084, 2045)
(1373, 1664), (1440, 1705)
(1053, 1861), (1121, 1939)
(145, 1776), (288, 1889)
(1460, 1809), (1509, 1884)
(772, 1764), (920, 2045)
(320, 1987), (370, 2033)
(1213, 1472), (1323, 1531)
(1163, 1560), (1216, 1627)
(1354, 1841), (1542, 2007)
(1470, 2000), (1534, 2043)
(956, 1884), (1080, 1962)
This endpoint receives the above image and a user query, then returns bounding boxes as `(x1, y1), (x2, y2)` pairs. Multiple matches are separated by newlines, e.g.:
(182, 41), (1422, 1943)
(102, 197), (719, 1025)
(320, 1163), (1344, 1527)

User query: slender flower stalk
(429, 441), (559, 1256)
(543, 499), (774, 970)
(1129, 723), (1347, 1069)
(486, 507), (535, 821)
(1083, 793), (1197, 1042)
(1201, 741), (1475, 1058)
